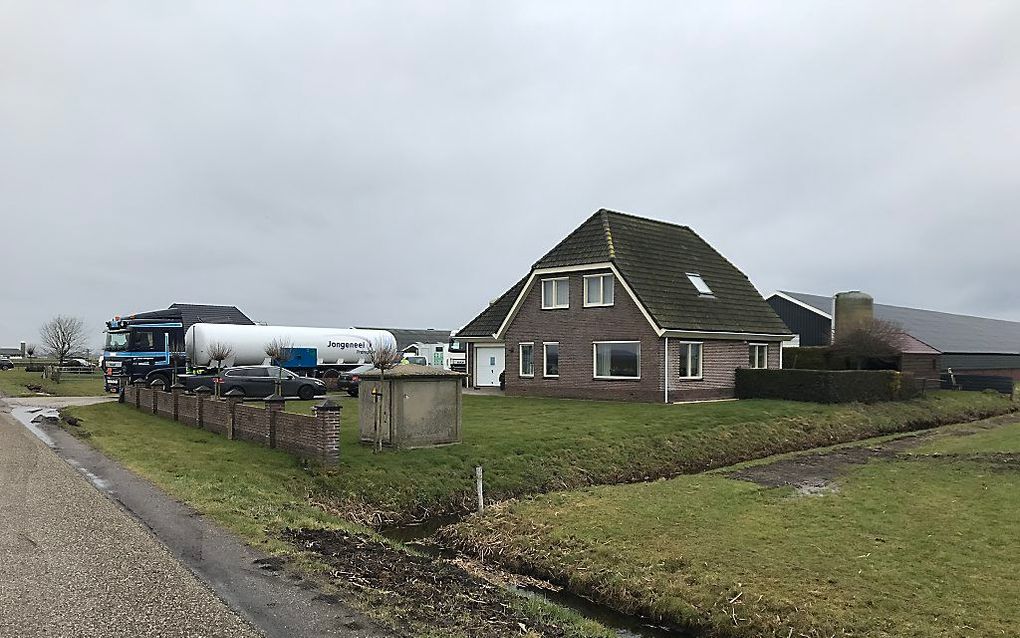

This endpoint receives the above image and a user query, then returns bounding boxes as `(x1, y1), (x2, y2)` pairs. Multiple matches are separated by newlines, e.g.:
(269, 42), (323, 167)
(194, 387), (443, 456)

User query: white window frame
(678, 341), (703, 380)
(543, 342), (559, 378)
(519, 342), (535, 378)
(583, 274), (615, 307)
(592, 341), (641, 380)
(541, 277), (570, 310)
(749, 343), (768, 369)
(686, 272), (714, 296)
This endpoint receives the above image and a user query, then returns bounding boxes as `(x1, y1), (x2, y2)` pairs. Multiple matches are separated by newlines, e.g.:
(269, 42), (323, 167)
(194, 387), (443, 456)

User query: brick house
(457, 210), (792, 402)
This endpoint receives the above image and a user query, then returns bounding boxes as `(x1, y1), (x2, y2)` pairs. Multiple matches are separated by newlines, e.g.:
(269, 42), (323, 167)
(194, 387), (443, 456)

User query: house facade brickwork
(458, 209), (792, 402)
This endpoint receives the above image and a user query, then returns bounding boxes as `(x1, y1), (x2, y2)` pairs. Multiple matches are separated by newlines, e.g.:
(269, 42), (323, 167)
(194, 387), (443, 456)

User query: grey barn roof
(779, 291), (1020, 355)
(357, 327), (453, 351)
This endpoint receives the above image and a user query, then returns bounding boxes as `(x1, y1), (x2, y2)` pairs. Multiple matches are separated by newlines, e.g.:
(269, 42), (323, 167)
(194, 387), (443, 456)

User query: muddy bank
(286, 528), (603, 637)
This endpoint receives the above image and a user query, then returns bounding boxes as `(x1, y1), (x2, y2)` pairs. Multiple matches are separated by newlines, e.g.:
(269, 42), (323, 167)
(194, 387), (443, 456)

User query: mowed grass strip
(81, 390), (1016, 525)
(445, 423), (1020, 637)
(305, 391), (1015, 524)
(0, 368), (105, 397)
(60, 401), (615, 638)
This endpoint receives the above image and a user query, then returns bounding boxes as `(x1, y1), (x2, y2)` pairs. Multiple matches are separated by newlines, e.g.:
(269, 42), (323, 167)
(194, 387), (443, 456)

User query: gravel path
(0, 405), (262, 638)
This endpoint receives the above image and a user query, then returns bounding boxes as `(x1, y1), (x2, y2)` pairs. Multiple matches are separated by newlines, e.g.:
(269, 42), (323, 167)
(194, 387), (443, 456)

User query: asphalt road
(0, 396), (389, 638)
(0, 403), (261, 637)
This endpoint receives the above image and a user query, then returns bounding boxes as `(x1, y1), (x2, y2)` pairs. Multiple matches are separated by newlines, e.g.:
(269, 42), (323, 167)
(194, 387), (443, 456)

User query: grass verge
(443, 416), (1020, 637)
(0, 368), (104, 397)
(60, 401), (612, 638)
(91, 390), (1016, 525)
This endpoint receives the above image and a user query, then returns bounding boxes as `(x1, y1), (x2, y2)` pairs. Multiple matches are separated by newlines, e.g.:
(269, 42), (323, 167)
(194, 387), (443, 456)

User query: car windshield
(105, 331), (129, 352)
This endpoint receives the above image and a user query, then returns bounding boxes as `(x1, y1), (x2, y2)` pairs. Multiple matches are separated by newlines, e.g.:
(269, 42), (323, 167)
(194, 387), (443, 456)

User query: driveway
(0, 399), (261, 638)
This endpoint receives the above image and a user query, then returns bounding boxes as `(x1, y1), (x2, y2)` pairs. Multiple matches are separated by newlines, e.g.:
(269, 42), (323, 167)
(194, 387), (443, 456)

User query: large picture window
(593, 341), (640, 379)
(749, 343), (768, 369)
(678, 342), (703, 379)
(541, 278), (570, 309)
(583, 274), (615, 307)
(519, 343), (534, 377)
(544, 342), (559, 377)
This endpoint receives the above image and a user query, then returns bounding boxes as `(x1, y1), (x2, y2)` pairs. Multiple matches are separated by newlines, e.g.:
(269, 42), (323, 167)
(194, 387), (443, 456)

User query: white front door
(474, 346), (505, 387)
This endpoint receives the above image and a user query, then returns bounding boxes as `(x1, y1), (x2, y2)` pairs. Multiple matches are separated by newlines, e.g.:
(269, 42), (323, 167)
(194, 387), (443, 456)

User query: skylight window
(686, 273), (714, 296)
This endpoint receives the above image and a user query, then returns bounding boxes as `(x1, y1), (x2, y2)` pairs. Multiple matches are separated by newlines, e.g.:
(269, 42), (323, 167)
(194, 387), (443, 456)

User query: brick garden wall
(124, 385), (339, 465)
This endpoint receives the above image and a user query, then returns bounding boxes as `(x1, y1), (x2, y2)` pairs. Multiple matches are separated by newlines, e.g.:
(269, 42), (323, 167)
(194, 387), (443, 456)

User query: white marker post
(475, 465), (484, 513)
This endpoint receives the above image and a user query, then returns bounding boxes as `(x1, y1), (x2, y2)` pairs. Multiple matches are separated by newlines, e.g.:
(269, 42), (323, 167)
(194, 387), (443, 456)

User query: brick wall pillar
(224, 388), (243, 440)
(117, 376), (126, 404)
(148, 380), (162, 414)
(170, 382), (185, 421)
(195, 386), (212, 428)
(133, 379), (146, 409)
(263, 394), (285, 448)
(313, 398), (341, 466)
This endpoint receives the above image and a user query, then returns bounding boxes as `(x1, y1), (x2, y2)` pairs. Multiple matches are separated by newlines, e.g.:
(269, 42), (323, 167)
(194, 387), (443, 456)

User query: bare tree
(25, 343), (36, 360)
(831, 319), (903, 370)
(368, 336), (402, 453)
(206, 341), (234, 396)
(264, 336), (293, 395)
(207, 340), (234, 370)
(40, 315), (88, 367)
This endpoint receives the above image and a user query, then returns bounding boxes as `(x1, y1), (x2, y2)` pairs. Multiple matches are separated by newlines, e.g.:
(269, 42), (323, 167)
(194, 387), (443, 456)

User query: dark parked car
(0, 356), (13, 371)
(181, 365), (326, 400)
(337, 364), (375, 397)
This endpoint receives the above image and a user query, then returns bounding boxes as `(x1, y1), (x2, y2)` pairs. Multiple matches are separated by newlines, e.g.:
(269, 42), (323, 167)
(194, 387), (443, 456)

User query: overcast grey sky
(2, 1), (1019, 349)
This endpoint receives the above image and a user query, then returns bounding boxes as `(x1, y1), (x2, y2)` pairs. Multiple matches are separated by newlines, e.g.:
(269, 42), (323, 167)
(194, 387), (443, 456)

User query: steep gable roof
(460, 210), (789, 338)
(776, 290), (1020, 355)
(456, 276), (529, 338)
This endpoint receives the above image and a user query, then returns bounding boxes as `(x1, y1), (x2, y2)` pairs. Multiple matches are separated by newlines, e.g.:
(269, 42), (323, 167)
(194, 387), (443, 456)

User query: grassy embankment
(446, 415), (1020, 637)
(0, 367), (104, 397)
(73, 391), (1015, 526)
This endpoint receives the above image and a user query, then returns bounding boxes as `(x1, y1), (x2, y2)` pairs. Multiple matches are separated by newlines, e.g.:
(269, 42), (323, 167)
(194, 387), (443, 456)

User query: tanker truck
(185, 323), (397, 379)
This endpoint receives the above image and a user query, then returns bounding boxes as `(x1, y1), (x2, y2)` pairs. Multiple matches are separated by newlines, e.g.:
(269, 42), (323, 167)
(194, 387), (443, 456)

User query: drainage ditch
(378, 519), (686, 638)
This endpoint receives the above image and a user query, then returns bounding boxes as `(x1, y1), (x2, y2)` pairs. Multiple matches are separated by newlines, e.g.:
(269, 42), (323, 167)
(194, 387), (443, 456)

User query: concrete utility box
(358, 364), (465, 449)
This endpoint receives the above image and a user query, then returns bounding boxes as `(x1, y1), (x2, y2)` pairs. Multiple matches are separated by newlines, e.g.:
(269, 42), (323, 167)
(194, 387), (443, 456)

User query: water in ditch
(381, 519), (687, 638)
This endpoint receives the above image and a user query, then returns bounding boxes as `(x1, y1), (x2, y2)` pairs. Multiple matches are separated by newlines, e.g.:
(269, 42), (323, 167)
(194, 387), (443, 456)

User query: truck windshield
(105, 332), (129, 352)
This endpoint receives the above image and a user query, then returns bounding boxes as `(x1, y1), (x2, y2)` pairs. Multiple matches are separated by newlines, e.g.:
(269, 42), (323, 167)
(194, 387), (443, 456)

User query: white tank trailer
(185, 323), (397, 374)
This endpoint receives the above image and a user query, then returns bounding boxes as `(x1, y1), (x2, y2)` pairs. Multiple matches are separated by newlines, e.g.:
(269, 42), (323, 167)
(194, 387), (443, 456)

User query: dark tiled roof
(535, 210), (789, 334)
(126, 304), (254, 331)
(356, 328), (452, 351)
(779, 291), (1020, 355)
(460, 210), (790, 337)
(457, 276), (529, 338)
(169, 303), (254, 330)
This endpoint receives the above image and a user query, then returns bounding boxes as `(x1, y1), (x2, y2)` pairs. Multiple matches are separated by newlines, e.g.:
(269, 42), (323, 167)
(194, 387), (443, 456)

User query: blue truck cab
(102, 304), (253, 392)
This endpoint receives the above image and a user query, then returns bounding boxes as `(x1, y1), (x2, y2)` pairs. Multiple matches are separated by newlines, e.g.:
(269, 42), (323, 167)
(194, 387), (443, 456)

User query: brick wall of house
(666, 339), (783, 402)
(504, 269), (664, 402)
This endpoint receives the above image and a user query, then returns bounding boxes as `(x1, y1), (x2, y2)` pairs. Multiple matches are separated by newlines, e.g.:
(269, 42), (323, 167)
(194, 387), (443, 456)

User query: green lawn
(0, 368), (105, 397)
(78, 391), (1014, 527)
(916, 418), (1020, 454)
(446, 419), (1020, 637)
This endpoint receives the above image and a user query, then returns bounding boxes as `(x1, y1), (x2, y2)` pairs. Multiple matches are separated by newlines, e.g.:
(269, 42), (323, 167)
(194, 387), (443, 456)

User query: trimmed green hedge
(736, 368), (916, 403)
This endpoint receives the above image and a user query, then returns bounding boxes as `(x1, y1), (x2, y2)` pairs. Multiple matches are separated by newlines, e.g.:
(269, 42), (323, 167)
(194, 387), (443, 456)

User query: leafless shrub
(264, 336), (293, 395)
(368, 336), (402, 453)
(207, 340), (234, 370)
(40, 315), (88, 369)
(831, 319), (903, 369)
(25, 343), (36, 359)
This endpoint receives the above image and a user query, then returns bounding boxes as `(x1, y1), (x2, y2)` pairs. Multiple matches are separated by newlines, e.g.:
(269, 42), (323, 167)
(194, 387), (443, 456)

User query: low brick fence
(123, 382), (340, 466)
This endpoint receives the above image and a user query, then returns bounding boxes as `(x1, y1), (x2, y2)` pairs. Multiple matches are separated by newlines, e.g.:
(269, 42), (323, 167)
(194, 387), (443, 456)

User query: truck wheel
(298, 385), (315, 401)
(149, 374), (169, 391)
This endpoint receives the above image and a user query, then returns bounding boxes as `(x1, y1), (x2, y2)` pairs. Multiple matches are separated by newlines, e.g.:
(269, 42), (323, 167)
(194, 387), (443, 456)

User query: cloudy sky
(2, 1), (1018, 349)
